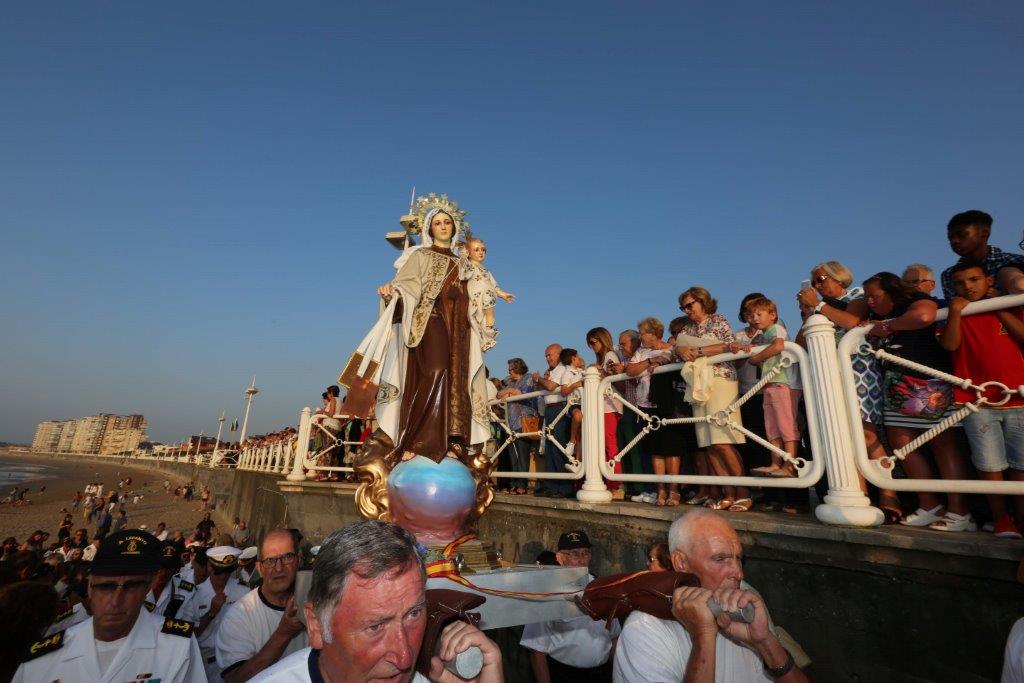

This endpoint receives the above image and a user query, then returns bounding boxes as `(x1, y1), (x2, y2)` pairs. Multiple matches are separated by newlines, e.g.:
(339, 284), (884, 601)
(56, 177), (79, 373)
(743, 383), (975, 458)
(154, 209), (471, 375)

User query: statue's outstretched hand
(377, 283), (394, 299)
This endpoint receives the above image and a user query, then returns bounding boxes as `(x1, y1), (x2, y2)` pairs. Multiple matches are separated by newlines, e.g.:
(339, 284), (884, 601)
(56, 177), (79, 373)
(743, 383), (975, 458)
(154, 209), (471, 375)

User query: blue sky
(2, 2), (1022, 444)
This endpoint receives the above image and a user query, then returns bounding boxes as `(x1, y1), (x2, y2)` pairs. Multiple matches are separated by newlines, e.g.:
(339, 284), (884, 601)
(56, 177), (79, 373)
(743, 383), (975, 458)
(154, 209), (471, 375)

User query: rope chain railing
(836, 292), (1024, 497)
(595, 342), (824, 489)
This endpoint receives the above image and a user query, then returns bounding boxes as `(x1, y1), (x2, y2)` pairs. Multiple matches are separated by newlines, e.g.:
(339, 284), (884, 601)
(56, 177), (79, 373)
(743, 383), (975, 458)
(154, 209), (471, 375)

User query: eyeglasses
(647, 556), (658, 563)
(813, 275), (831, 285)
(586, 339), (598, 345)
(260, 551), (298, 568)
(91, 579), (151, 595)
(680, 301), (697, 311)
(904, 278), (934, 285)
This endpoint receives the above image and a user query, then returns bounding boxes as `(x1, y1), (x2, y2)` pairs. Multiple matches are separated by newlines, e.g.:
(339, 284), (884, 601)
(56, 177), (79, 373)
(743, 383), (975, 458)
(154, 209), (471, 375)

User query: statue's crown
(411, 193), (470, 236)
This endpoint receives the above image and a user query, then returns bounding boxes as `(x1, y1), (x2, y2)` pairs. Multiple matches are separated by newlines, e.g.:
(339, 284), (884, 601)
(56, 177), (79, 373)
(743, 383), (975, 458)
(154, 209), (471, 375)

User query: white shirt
(521, 575), (621, 669)
(183, 576), (251, 680)
(145, 574), (198, 619)
(544, 365), (570, 405)
(14, 609), (205, 683)
(83, 544), (100, 562)
(614, 602), (774, 683)
(156, 529), (169, 541)
(46, 601), (89, 636)
(1003, 617), (1024, 682)
(215, 586), (309, 675)
(251, 646), (431, 682)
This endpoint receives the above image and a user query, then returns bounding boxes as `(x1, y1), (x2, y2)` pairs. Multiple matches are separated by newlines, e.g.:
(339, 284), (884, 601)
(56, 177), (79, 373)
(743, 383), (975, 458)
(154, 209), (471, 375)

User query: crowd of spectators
(490, 210), (1024, 537)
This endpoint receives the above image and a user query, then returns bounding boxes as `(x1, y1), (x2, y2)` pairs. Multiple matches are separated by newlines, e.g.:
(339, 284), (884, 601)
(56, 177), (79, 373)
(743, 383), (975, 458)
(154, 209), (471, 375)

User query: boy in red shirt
(939, 261), (1024, 537)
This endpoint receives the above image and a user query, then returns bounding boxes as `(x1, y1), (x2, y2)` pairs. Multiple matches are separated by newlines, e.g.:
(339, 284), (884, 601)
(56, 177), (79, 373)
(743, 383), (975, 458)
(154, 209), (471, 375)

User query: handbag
(520, 415), (542, 440)
(883, 369), (952, 421)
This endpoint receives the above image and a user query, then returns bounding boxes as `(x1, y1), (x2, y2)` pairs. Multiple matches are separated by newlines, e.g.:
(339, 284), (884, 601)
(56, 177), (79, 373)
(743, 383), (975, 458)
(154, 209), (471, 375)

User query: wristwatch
(813, 301), (826, 315)
(764, 650), (795, 679)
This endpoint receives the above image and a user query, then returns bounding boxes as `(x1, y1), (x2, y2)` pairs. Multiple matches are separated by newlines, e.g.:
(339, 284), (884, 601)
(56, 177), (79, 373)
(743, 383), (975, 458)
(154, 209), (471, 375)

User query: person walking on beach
(95, 506), (112, 540)
(71, 491), (82, 511)
(112, 510), (128, 533)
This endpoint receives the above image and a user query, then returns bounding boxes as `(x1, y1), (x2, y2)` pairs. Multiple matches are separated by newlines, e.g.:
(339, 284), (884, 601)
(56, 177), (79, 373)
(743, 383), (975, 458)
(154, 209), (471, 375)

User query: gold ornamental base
(427, 539), (501, 573)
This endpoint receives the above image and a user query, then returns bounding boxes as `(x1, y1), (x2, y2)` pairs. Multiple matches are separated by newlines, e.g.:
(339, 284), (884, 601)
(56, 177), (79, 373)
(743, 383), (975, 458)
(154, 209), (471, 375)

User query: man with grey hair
(614, 511), (808, 682)
(902, 263), (938, 296)
(250, 520), (503, 682)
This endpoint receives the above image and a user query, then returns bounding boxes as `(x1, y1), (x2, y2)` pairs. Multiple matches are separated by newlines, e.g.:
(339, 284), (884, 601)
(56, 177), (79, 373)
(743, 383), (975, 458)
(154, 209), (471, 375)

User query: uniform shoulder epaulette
(143, 600), (156, 612)
(161, 618), (194, 638)
(54, 605), (75, 622)
(25, 630), (65, 660)
(178, 580), (195, 591)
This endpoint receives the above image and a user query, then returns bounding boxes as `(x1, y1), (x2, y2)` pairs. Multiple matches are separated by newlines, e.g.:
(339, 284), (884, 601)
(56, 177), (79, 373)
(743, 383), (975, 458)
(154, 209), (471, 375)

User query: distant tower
(238, 377), (259, 447)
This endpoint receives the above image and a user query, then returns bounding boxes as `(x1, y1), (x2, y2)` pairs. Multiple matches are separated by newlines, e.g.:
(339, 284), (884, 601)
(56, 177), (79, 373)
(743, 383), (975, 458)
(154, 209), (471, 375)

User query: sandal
(899, 505), (945, 527)
(769, 467), (797, 478)
(708, 498), (734, 511)
(728, 498), (753, 512)
(928, 512), (978, 532)
(781, 504), (801, 515)
(686, 494), (709, 506)
(750, 466), (777, 477)
(655, 491), (668, 507)
(666, 491), (682, 507)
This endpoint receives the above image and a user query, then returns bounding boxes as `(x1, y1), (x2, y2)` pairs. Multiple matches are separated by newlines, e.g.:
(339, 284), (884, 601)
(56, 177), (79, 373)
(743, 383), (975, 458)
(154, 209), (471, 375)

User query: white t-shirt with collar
(215, 586), (309, 677)
(250, 646), (431, 682)
(613, 581), (774, 683)
(520, 574), (621, 669)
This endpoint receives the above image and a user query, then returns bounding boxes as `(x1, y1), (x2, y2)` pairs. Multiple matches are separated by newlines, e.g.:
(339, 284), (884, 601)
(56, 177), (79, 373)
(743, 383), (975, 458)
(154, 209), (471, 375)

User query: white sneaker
(899, 505), (945, 527)
(630, 492), (656, 504)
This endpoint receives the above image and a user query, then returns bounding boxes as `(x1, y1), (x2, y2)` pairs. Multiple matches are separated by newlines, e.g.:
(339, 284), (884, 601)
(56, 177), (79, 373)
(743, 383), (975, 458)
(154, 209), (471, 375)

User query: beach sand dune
(0, 450), (229, 543)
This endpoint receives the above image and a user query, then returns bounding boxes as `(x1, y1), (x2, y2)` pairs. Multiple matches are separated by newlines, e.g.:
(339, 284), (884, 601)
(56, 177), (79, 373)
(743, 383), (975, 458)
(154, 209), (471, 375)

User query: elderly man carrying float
(340, 194), (494, 545)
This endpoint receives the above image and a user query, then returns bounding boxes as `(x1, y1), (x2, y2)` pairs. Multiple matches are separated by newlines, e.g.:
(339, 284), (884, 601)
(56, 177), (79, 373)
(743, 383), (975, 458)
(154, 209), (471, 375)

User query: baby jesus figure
(463, 237), (514, 352)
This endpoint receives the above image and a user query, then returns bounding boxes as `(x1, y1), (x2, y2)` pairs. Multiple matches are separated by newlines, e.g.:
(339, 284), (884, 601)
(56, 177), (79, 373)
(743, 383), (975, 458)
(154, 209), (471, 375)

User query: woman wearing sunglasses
(797, 261), (898, 522)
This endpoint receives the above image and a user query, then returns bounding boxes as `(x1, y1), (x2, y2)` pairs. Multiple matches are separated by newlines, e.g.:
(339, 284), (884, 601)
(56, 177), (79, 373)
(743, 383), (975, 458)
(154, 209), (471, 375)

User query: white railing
(50, 299), (1024, 529)
(594, 342), (825, 493)
(489, 387), (585, 483)
(838, 293), (1024, 497)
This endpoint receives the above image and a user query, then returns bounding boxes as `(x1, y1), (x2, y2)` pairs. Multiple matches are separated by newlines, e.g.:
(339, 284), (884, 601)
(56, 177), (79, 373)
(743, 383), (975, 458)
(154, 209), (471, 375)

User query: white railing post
(288, 407), (311, 481)
(803, 314), (884, 527)
(275, 442), (285, 473)
(577, 366), (613, 503)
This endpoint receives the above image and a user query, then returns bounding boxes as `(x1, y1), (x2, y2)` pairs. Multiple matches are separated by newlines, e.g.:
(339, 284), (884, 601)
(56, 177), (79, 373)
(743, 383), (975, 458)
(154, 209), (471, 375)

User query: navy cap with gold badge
(557, 530), (592, 551)
(160, 540), (182, 571)
(91, 529), (162, 576)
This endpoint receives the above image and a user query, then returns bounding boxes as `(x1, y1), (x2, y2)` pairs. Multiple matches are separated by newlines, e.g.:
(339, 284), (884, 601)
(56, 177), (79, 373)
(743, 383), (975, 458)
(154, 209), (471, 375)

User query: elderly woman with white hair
(797, 260), (898, 522)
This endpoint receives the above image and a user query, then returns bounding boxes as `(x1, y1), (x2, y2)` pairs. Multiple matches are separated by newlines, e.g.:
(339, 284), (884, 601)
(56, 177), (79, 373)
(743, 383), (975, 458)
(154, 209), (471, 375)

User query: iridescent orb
(387, 455), (477, 544)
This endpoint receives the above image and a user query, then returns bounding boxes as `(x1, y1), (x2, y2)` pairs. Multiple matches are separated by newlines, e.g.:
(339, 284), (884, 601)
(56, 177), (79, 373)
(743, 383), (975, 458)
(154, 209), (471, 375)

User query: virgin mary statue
(342, 196), (493, 543)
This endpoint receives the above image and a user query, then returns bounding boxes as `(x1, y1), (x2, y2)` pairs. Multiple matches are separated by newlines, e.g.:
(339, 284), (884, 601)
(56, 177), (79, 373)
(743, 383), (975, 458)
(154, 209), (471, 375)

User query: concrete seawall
(32, 454), (1024, 682)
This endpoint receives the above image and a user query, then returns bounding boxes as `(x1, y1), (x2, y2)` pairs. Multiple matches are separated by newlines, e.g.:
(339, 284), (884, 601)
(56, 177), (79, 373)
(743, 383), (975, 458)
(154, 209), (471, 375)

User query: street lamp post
(211, 412), (225, 468)
(238, 376), (259, 451)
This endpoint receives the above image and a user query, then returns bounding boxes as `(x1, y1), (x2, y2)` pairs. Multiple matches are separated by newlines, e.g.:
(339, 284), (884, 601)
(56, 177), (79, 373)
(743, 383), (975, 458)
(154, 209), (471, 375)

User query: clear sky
(2, 2), (1023, 444)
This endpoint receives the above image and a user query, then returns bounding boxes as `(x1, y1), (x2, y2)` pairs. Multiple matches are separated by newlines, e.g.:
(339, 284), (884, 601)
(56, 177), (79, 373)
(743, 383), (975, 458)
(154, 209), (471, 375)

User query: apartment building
(31, 421), (64, 452)
(68, 414), (112, 453)
(98, 414), (148, 455)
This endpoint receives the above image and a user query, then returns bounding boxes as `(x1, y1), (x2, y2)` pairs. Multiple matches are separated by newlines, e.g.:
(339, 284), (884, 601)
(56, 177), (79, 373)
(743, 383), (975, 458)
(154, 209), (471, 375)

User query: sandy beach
(0, 449), (228, 543)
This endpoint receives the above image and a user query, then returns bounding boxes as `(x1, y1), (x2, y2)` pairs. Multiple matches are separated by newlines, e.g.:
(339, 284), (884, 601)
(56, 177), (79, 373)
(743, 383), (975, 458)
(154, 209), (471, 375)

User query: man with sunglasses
(14, 529), (205, 683)
(185, 545), (249, 681)
(217, 529), (308, 682)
